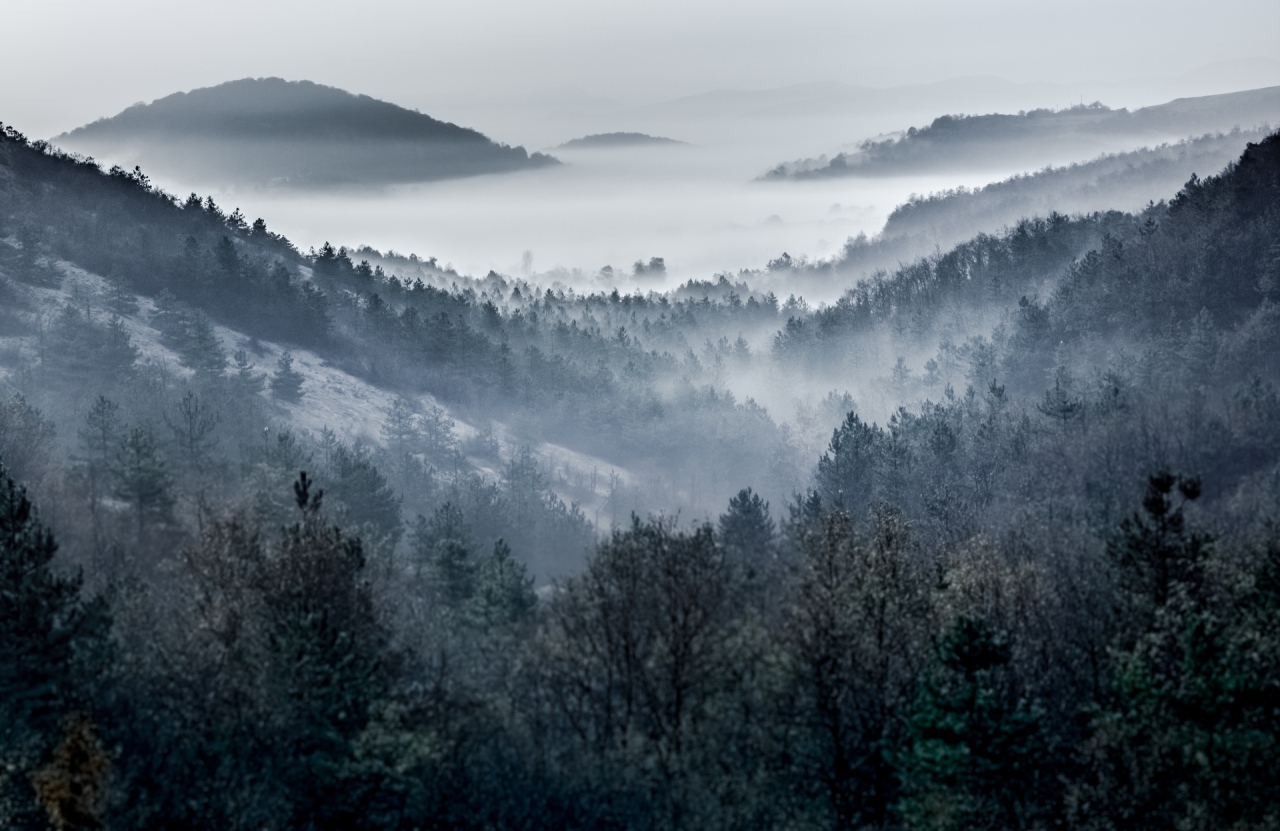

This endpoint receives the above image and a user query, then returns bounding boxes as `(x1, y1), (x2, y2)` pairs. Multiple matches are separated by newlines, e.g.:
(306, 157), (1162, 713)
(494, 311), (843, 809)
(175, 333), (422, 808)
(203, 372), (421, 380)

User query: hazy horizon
(7, 0), (1280, 141)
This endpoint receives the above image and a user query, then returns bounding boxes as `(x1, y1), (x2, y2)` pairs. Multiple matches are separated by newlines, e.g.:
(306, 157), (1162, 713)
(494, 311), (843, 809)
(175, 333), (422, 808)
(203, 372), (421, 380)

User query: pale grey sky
(7, 0), (1280, 138)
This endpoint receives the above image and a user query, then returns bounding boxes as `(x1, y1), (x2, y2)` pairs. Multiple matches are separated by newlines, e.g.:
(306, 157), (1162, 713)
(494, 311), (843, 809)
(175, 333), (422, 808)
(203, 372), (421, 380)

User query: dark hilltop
(556, 131), (687, 149)
(56, 77), (559, 187)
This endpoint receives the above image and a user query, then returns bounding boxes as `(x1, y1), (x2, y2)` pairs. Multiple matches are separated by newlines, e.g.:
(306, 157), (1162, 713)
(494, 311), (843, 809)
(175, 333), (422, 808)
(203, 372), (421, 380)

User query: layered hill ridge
(56, 77), (559, 187)
(763, 84), (1280, 179)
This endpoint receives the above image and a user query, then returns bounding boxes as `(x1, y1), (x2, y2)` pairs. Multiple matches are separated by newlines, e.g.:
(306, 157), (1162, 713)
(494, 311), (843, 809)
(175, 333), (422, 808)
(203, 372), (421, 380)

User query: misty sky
(7, 0), (1280, 140)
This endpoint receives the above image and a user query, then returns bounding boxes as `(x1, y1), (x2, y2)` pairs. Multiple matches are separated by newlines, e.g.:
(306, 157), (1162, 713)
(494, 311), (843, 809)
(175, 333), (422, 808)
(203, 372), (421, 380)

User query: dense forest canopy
(4, 112), (1280, 829)
(758, 127), (1274, 300)
(54, 78), (560, 187)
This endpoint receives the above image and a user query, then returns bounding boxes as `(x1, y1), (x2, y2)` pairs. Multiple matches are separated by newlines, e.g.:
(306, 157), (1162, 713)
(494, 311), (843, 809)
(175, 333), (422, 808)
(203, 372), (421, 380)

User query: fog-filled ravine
(8, 51), (1280, 829)
(194, 144), (998, 287)
(63, 79), (1278, 291)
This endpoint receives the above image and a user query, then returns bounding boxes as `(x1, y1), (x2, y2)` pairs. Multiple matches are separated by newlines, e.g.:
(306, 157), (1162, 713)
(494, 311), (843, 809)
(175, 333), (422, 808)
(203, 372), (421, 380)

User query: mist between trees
(4, 120), (1280, 828)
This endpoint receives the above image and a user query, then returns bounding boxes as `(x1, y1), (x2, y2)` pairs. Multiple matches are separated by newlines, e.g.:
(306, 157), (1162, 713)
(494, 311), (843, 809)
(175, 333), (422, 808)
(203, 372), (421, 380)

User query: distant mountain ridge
(762, 85), (1280, 179)
(56, 77), (558, 187)
(556, 132), (685, 149)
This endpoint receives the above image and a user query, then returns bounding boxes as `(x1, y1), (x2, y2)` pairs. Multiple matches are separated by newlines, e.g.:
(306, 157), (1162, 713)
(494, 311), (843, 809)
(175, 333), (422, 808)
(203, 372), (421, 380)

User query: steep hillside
(56, 77), (559, 186)
(767, 127), (1268, 292)
(7, 111), (1280, 829)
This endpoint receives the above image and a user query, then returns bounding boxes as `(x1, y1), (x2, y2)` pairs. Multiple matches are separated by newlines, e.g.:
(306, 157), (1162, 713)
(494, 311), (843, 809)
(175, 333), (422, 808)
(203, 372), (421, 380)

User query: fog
(81, 88), (1202, 293)
(11, 5), (1280, 826)
(191, 142), (1016, 289)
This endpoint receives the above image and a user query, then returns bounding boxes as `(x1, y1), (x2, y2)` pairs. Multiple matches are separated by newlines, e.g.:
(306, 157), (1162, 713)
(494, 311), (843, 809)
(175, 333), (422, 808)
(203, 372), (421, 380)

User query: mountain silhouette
(56, 77), (558, 187)
(556, 132), (686, 149)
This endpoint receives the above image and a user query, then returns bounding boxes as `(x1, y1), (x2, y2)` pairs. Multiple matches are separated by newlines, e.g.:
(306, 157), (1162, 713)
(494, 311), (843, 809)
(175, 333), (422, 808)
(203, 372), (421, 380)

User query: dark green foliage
(270, 350), (305, 402)
(0, 464), (108, 825)
(5, 119), (1280, 831)
(326, 444), (401, 542)
(266, 474), (389, 829)
(897, 617), (1052, 831)
(409, 501), (477, 605)
(1075, 480), (1280, 830)
(472, 538), (536, 627)
(1110, 471), (1210, 612)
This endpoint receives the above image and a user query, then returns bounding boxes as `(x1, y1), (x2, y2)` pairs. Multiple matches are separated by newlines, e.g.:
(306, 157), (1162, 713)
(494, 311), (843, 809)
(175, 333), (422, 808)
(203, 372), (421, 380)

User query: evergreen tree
(419, 404), (457, 463)
(718, 487), (775, 581)
(265, 472), (390, 830)
(1109, 470), (1209, 615)
(77, 395), (121, 479)
(164, 390), (221, 471)
(472, 538), (536, 627)
(380, 397), (420, 459)
(0, 464), (109, 826)
(270, 350), (305, 403)
(896, 617), (1051, 831)
(231, 349), (266, 396)
(184, 314), (226, 378)
(816, 412), (884, 512)
(103, 280), (140, 316)
(76, 395), (121, 540)
(113, 427), (174, 543)
(409, 502), (477, 605)
(1036, 367), (1082, 430)
(326, 445), (401, 543)
(0, 393), (56, 485)
(1074, 472), (1280, 829)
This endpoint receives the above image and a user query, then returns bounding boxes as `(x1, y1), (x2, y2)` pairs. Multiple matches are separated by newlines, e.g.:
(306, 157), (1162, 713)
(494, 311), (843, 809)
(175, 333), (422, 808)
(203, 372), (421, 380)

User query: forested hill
(762, 84), (1280, 179)
(55, 77), (559, 186)
(771, 127), (1269, 292)
(6, 113), (1280, 827)
(556, 132), (686, 149)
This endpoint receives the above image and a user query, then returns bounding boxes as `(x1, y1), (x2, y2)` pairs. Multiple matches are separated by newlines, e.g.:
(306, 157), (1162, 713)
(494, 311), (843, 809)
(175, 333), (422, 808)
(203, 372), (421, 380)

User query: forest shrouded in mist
(5, 100), (1280, 831)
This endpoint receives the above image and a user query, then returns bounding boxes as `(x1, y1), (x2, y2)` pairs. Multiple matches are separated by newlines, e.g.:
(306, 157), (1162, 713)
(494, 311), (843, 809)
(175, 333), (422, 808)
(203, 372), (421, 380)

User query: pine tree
(472, 538), (536, 627)
(114, 427), (174, 543)
(270, 350), (305, 403)
(76, 395), (121, 508)
(164, 390), (221, 471)
(327, 445), (402, 542)
(816, 412), (884, 512)
(1036, 367), (1082, 430)
(410, 502), (477, 605)
(103, 278), (139, 316)
(0, 393), (56, 485)
(0, 465), (109, 826)
(718, 487), (775, 578)
(896, 617), (1050, 831)
(379, 397), (420, 459)
(419, 404), (457, 463)
(178, 312), (227, 380)
(231, 349), (266, 397)
(265, 472), (389, 829)
(1073, 472), (1280, 829)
